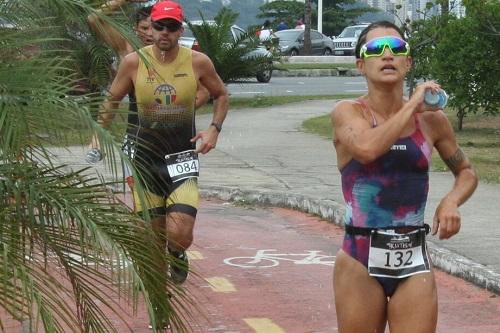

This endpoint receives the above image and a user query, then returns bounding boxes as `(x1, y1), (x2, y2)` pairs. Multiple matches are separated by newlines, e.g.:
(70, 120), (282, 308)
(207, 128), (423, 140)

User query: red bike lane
(2, 199), (498, 332)
(183, 199), (500, 333)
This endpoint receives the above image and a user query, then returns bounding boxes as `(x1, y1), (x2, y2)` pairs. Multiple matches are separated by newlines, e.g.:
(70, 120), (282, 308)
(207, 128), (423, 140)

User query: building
(360, 0), (466, 22)
(449, 0), (466, 18)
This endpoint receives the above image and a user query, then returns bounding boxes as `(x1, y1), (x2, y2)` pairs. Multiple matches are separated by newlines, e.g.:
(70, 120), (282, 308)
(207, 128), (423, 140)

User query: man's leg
(165, 178), (199, 284)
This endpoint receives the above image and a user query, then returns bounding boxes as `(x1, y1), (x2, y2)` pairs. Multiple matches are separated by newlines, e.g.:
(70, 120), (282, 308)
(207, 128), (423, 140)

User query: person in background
(258, 19), (273, 41)
(93, 0), (229, 291)
(276, 20), (288, 31)
(295, 18), (305, 29)
(87, 0), (210, 190)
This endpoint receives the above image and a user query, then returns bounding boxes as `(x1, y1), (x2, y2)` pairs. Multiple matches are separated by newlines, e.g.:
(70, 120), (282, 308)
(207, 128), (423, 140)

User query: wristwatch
(210, 122), (222, 132)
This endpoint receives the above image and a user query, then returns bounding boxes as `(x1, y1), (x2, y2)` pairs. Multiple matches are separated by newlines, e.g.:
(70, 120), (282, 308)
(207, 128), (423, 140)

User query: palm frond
(1, 0), (196, 331)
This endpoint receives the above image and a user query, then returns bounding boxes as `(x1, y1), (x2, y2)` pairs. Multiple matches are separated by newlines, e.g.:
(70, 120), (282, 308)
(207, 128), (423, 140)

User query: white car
(333, 24), (369, 56)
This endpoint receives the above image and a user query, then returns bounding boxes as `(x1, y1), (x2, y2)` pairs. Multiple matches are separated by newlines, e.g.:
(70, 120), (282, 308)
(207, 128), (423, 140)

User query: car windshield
(339, 26), (365, 38)
(274, 30), (300, 41)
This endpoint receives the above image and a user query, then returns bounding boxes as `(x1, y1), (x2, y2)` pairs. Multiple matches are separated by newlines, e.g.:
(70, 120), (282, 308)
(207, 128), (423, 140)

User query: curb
(273, 68), (361, 77)
(200, 185), (500, 295)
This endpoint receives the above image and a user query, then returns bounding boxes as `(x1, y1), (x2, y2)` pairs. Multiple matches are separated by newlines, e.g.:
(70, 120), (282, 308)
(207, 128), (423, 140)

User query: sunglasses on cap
(360, 36), (410, 58)
(151, 20), (182, 32)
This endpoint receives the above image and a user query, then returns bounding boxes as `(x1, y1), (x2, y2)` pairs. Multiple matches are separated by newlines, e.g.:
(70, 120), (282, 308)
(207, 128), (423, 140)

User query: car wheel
(323, 48), (332, 56)
(256, 67), (272, 83)
(290, 49), (299, 56)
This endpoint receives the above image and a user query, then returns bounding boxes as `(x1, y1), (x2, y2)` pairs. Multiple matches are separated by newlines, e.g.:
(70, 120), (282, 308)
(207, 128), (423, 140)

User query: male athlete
(94, 0), (229, 284)
(88, 0), (210, 188)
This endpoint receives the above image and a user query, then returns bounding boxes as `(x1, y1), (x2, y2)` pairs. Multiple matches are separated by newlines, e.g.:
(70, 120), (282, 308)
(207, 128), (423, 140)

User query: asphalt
(50, 99), (500, 294)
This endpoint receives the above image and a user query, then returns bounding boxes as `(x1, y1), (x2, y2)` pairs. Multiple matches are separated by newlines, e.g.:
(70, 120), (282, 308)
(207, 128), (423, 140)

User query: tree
(320, 0), (377, 36)
(432, 15), (500, 130)
(188, 7), (279, 83)
(257, 0), (304, 31)
(463, 0), (500, 36)
(0, 0), (191, 331)
(402, 2), (448, 95)
(258, 0), (376, 37)
(304, 0), (312, 54)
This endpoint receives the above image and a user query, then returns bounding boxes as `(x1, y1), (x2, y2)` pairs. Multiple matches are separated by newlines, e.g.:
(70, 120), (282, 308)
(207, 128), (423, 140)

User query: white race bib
(368, 228), (430, 279)
(164, 150), (199, 182)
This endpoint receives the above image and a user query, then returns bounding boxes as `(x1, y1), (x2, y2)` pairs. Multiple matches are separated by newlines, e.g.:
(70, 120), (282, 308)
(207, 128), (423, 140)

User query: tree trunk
(457, 108), (465, 130)
(439, 0), (449, 15)
(304, 0), (312, 55)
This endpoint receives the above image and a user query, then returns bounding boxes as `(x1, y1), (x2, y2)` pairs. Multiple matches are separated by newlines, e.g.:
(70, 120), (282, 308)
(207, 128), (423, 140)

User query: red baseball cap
(151, 1), (184, 23)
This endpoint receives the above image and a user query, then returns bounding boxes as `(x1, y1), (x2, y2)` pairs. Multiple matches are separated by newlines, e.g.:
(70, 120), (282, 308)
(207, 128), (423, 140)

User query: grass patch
(275, 63), (356, 70)
(303, 109), (500, 183)
(52, 94), (358, 147)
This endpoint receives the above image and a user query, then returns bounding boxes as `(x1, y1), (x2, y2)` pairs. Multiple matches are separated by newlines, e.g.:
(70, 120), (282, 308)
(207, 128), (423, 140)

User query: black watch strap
(210, 122), (222, 132)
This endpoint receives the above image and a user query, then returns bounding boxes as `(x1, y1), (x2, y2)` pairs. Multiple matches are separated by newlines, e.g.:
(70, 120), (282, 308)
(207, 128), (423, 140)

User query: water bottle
(424, 89), (448, 109)
(85, 148), (103, 164)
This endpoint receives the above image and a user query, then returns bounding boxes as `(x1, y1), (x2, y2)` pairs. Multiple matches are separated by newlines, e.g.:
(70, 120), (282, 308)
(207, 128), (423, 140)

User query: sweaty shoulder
(331, 99), (363, 121)
(191, 50), (212, 69)
(122, 51), (140, 68)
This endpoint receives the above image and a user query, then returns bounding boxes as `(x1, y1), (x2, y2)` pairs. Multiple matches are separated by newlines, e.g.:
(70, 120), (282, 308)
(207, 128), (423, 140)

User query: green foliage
(257, 0), (305, 31)
(257, 0), (376, 36)
(404, 11), (447, 94)
(320, 0), (377, 36)
(0, 0), (191, 331)
(432, 15), (500, 128)
(189, 7), (279, 83)
(402, 1), (499, 129)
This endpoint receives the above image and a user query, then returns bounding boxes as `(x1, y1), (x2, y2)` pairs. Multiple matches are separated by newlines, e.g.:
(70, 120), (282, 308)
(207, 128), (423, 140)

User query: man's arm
(90, 53), (136, 149)
(191, 52), (229, 154)
(430, 111), (478, 239)
(87, 0), (136, 58)
(195, 85), (211, 110)
(98, 54), (137, 127)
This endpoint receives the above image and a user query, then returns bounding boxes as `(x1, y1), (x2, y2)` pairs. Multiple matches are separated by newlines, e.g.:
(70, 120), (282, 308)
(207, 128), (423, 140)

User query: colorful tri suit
(339, 99), (432, 296)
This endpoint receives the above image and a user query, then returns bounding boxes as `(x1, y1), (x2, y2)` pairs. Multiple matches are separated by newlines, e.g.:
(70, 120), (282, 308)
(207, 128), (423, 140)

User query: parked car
(180, 21), (273, 83)
(332, 24), (369, 56)
(274, 29), (334, 56)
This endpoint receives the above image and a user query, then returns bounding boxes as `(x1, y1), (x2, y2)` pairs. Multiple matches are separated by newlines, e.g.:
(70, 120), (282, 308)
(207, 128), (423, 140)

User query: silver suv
(333, 24), (369, 56)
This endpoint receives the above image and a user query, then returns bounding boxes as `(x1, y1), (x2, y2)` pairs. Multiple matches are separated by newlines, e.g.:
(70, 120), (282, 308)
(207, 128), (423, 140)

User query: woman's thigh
(387, 271), (438, 333)
(334, 250), (388, 333)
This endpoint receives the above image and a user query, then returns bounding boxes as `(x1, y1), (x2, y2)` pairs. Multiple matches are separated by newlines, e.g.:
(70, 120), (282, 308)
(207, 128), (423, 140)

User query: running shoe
(169, 250), (189, 284)
(148, 320), (170, 331)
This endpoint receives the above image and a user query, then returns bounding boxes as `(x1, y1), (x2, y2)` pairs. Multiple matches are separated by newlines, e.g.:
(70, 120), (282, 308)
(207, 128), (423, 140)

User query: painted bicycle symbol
(224, 249), (336, 268)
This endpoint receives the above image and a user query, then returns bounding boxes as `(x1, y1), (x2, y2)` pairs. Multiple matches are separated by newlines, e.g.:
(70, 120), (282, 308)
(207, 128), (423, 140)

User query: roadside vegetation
(302, 110), (500, 183)
(275, 63), (356, 70)
(54, 94), (357, 146)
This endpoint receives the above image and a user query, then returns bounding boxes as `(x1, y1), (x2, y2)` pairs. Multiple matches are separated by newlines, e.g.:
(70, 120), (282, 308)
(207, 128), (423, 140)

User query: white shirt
(259, 29), (272, 41)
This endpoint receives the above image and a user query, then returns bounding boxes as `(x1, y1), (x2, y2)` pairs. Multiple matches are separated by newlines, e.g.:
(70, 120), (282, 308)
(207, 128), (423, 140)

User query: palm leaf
(1, 0), (196, 331)
(188, 8), (279, 83)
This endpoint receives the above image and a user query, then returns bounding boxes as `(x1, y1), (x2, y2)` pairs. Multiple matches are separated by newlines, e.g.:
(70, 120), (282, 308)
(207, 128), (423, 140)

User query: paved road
(49, 99), (500, 293)
(185, 200), (500, 333)
(195, 99), (500, 293)
(4, 199), (497, 332)
(228, 76), (367, 97)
